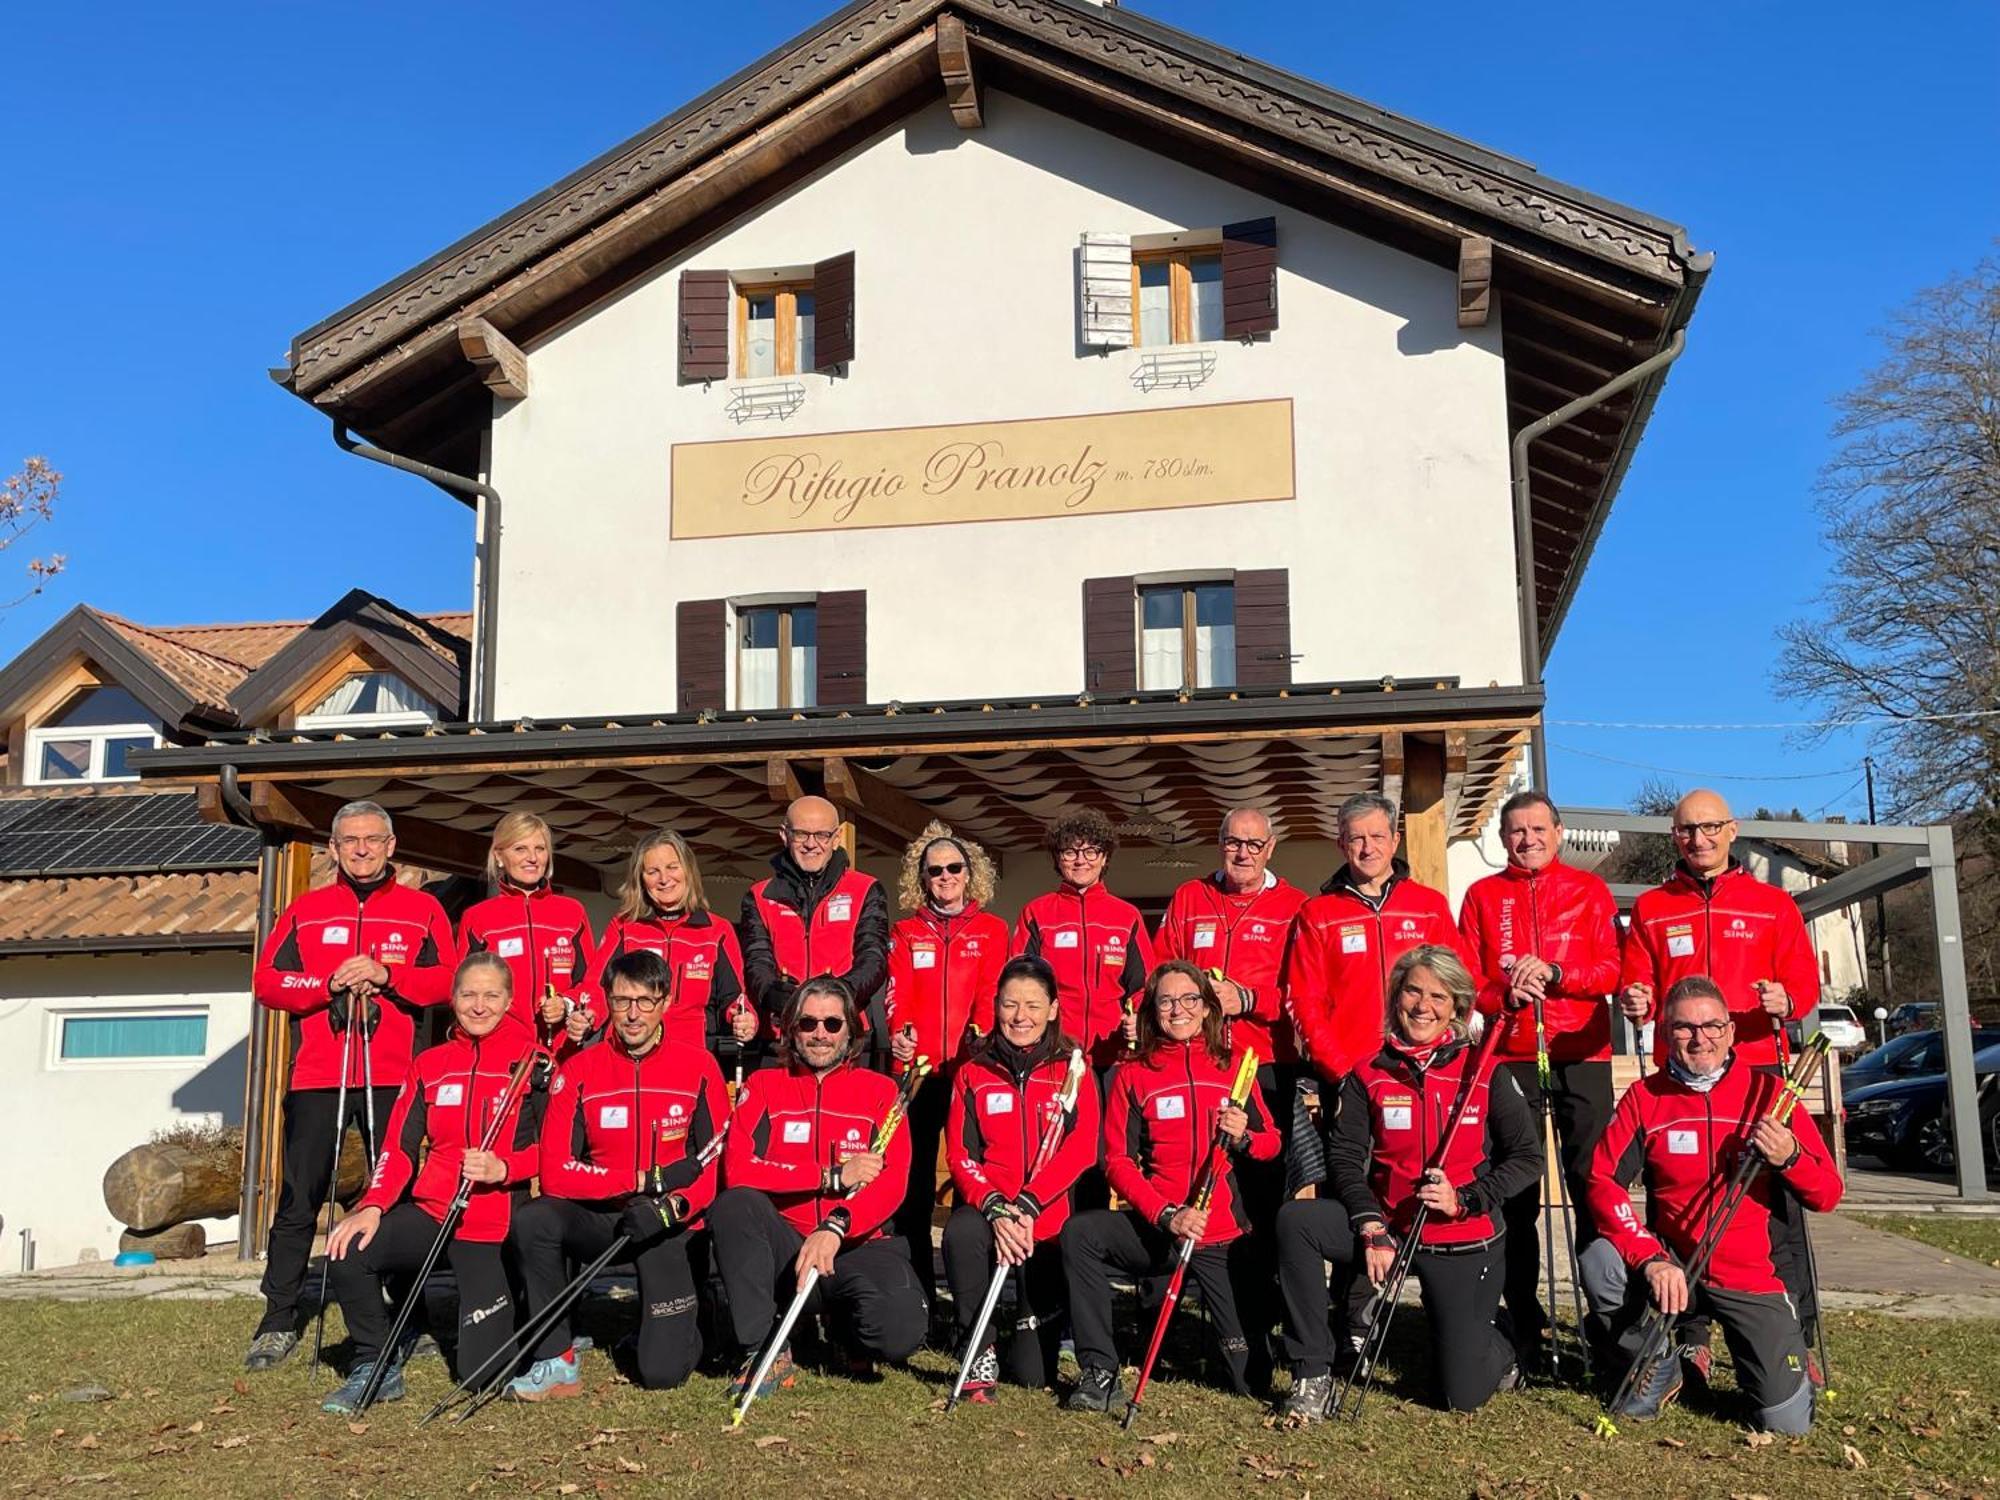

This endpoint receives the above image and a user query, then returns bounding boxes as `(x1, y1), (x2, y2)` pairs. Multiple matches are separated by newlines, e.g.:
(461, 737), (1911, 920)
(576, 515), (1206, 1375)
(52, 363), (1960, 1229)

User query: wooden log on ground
(104, 1129), (371, 1232)
(119, 1222), (207, 1260)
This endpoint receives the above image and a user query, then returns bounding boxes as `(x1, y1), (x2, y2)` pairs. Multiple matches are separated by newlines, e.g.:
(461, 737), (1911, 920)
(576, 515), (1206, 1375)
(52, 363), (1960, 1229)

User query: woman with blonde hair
(593, 830), (756, 1066)
(456, 811), (597, 1047)
(884, 821), (1010, 1305)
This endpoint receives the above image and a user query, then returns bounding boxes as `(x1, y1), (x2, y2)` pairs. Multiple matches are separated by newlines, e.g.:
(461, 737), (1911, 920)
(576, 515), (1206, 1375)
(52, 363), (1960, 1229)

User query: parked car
(1886, 1002), (1939, 1037)
(1841, 1027), (1995, 1093)
(1842, 1041), (2000, 1172)
(1804, 1003), (1867, 1052)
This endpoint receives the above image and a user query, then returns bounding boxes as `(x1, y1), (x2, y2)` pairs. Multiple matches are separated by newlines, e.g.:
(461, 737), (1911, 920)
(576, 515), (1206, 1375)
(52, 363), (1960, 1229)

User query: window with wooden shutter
(815, 590), (867, 706)
(1232, 568), (1292, 685)
(1078, 233), (1133, 349)
(812, 252), (854, 370)
(678, 270), (731, 382)
(1221, 217), (1279, 338)
(1082, 576), (1137, 693)
(676, 599), (727, 712)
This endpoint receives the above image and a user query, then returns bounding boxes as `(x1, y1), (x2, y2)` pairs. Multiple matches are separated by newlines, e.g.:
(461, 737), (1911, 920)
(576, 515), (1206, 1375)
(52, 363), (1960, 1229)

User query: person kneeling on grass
(711, 977), (927, 1401)
(942, 956), (1100, 1403)
(506, 949), (730, 1399)
(1059, 961), (1279, 1414)
(322, 951), (546, 1414)
(1582, 975), (1840, 1434)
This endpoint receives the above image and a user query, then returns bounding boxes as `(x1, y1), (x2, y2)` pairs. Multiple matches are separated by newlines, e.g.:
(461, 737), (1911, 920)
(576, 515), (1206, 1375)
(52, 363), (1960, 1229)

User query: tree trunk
(103, 1130), (371, 1231)
(119, 1222), (207, 1260)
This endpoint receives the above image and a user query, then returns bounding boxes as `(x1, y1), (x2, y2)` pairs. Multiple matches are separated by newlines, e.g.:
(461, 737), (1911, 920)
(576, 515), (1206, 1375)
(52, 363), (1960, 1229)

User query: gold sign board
(669, 398), (1294, 539)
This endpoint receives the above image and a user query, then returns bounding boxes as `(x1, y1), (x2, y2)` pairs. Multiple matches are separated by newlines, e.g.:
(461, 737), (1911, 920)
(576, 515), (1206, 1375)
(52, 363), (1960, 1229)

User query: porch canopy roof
(135, 680), (1538, 884)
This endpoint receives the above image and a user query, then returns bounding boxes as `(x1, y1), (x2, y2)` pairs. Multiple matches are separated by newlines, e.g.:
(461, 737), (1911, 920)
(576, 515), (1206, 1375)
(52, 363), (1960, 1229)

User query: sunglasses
(793, 1014), (847, 1035)
(924, 861), (966, 878)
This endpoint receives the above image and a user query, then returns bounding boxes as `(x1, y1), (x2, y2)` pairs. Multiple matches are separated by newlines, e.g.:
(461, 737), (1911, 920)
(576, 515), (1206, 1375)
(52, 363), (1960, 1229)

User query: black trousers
(939, 1205), (1067, 1388)
(510, 1195), (703, 1390)
(257, 1084), (400, 1336)
(892, 1073), (952, 1301)
(1060, 1208), (1254, 1395)
(708, 1187), (927, 1364)
(327, 1201), (512, 1379)
(1754, 1062), (1820, 1335)
(1497, 1057), (1611, 1346)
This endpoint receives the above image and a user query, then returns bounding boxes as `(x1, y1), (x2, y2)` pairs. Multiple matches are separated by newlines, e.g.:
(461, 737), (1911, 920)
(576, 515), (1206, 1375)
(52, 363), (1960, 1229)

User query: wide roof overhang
(138, 680), (1539, 884)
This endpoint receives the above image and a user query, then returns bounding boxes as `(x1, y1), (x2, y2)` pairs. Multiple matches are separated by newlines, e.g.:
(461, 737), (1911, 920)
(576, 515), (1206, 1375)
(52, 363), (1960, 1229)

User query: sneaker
(243, 1330), (299, 1372)
(1611, 1350), (1684, 1423)
(1064, 1365), (1121, 1413)
(1282, 1371), (1333, 1424)
(1495, 1362), (1523, 1394)
(505, 1350), (583, 1403)
(962, 1346), (999, 1405)
(321, 1360), (405, 1416)
(1679, 1343), (1713, 1391)
(727, 1348), (795, 1400)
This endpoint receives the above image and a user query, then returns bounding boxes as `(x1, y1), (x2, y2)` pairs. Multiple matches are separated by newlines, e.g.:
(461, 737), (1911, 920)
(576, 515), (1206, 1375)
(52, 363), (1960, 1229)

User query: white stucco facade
(486, 91), (1519, 719)
(0, 953), (248, 1273)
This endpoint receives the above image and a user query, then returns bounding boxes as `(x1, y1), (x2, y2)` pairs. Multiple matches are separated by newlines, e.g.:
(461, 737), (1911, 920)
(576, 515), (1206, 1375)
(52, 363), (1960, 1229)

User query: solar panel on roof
(0, 791), (259, 877)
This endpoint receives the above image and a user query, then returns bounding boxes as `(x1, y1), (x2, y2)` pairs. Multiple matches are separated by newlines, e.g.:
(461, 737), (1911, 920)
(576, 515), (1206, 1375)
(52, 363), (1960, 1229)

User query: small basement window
(55, 1010), (209, 1065)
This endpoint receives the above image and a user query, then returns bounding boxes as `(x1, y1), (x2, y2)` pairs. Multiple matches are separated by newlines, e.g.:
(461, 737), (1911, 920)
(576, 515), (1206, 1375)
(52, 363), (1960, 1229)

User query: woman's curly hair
(1042, 807), (1119, 861)
(896, 820), (999, 912)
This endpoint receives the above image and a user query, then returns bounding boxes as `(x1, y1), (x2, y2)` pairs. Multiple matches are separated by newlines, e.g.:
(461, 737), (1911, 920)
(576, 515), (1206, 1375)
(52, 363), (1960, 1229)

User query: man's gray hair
(1337, 791), (1399, 835)
(1218, 807), (1273, 839)
(331, 799), (395, 836)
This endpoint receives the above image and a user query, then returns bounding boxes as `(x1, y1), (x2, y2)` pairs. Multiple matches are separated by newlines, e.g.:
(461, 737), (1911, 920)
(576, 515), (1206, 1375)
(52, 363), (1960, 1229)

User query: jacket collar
(1498, 856), (1569, 884)
(768, 847), (851, 906)
(1321, 857), (1410, 906)
(1667, 857), (1746, 898)
(1209, 869), (1279, 896)
(338, 864), (397, 901)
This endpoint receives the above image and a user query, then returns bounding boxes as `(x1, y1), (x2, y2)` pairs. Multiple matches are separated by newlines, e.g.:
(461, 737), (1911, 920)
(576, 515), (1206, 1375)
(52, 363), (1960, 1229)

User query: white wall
(488, 91), (1517, 718)
(0, 951), (249, 1272)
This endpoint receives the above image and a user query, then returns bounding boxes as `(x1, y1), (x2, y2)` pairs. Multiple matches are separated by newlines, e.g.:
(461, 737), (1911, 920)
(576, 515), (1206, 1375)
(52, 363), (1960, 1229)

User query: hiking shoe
(398, 1331), (440, 1364)
(845, 1353), (879, 1381)
(244, 1330), (299, 1372)
(1611, 1350), (1684, 1422)
(962, 1346), (1000, 1405)
(1495, 1362), (1523, 1394)
(1282, 1371), (1333, 1424)
(505, 1350), (582, 1403)
(1679, 1343), (1713, 1392)
(321, 1360), (405, 1416)
(1064, 1365), (1121, 1413)
(728, 1348), (795, 1400)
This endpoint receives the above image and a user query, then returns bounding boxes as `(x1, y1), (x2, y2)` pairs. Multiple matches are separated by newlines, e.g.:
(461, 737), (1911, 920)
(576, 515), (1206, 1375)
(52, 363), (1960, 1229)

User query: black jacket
(738, 848), (891, 1015)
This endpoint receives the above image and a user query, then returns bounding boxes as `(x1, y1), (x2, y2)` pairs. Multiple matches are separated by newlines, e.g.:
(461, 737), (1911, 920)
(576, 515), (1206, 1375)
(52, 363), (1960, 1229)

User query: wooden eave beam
(457, 317), (530, 401)
(1379, 731), (1406, 817)
(1457, 236), (1493, 328)
(937, 12), (983, 128)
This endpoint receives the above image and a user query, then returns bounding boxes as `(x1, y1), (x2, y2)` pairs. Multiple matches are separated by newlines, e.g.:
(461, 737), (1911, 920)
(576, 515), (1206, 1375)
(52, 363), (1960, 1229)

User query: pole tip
(1120, 1403), (1138, 1430)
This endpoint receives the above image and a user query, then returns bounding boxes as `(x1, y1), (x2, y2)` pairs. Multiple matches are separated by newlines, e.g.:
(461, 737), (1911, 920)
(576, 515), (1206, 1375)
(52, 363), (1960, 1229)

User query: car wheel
(1913, 1111), (1956, 1173)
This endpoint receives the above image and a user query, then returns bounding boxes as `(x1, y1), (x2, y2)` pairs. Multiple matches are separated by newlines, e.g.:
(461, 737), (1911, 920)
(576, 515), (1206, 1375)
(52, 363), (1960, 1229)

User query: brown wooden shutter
(1082, 576), (1136, 693)
(812, 252), (855, 370)
(815, 590), (867, 705)
(678, 270), (730, 382)
(675, 599), (726, 712)
(1221, 217), (1279, 338)
(1233, 569), (1292, 686)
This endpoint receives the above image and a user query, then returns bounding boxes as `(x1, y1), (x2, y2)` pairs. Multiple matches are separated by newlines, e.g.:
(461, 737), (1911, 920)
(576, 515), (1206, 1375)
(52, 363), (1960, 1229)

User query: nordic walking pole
(1772, 1019), (1834, 1395)
(1121, 1047), (1260, 1432)
(947, 1047), (1088, 1412)
(1531, 996), (1588, 1381)
(1596, 1034), (1828, 1436)
(351, 1048), (544, 1414)
(308, 1016), (355, 1384)
(732, 1056), (931, 1429)
(1332, 1019), (1506, 1422)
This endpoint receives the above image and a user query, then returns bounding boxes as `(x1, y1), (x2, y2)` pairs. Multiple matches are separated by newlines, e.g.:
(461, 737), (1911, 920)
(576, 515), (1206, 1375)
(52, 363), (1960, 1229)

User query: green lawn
(1858, 1215), (2000, 1270)
(0, 1299), (1993, 1498)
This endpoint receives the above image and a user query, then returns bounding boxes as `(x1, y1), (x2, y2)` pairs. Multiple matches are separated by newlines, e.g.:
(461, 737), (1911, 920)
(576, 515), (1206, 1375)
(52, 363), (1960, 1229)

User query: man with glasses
(1582, 978), (1839, 1434)
(712, 977), (927, 1396)
(244, 800), (455, 1371)
(741, 794), (890, 1060)
(507, 950), (730, 1398)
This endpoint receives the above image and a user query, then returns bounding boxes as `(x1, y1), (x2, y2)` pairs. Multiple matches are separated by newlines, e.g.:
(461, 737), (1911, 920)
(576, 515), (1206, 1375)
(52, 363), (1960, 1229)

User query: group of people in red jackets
(239, 781), (1838, 1437)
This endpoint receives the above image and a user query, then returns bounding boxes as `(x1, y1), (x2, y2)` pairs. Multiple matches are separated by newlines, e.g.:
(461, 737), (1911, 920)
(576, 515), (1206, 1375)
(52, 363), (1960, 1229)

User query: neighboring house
(0, 592), (468, 1271)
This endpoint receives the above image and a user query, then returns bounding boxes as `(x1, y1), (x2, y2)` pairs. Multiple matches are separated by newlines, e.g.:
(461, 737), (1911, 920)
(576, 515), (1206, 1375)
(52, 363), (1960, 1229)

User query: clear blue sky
(4, 2), (1995, 820)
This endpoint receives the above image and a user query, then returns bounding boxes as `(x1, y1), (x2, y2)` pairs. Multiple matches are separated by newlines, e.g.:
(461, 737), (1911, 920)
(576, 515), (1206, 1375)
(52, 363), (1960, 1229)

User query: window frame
(47, 1006), (211, 1071)
(295, 671), (439, 732)
(1135, 580), (1236, 692)
(1131, 247), (1223, 348)
(735, 281), (816, 378)
(734, 601), (818, 711)
(25, 722), (161, 784)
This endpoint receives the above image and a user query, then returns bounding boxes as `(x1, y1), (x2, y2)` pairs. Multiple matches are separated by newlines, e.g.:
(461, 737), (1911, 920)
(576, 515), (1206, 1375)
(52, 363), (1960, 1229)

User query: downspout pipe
(216, 764), (284, 1260)
(1510, 327), (1688, 791)
(332, 423), (500, 721)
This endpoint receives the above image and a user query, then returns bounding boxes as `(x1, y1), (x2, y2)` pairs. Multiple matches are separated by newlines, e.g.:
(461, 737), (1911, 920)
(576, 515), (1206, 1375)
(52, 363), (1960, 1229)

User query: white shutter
(1079, 232), (1133, 348)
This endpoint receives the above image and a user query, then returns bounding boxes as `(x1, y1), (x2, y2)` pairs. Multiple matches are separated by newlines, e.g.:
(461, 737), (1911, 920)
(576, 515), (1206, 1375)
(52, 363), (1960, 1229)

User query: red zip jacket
(1012, 883), (1155, 1068)
(456, 884), (598, 1037)
(1585, 1054), (1842, 1295)
(721, 1060), (909, 1242)
(1621, 862), (1820, 1067)
(359, 1018), (545, 1242)
(1327, 1034), (1540, 1246)
(1282, 862), (1472, 1082)
(538, 1034), (729, 1222)
(253, 868), (454, 1091)
(592, 909), (748, 1051)
(1154, 873), (1307, 1065)
(885, 904), (1009, 1070)
(740, 851), (891, 1030)
(1103, 1041), (1278, 1248)
(948, 1044), (1102, 1241)
(1457, 859), (1621, 1064)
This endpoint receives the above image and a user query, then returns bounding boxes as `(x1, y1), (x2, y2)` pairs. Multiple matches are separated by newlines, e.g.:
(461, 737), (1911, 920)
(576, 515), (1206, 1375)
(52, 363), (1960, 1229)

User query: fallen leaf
(346, 1422), (368, 1436)
(1657, 1437), (1688, 1449)
(1841, 1444), (1868, 1471)
(556, 1487), (580, 1497)
(491, 1462), (517, 1475)
(215, 1435), (250, 1450)
(616, 1459), (644, 1474)
(753, 1435), (788, 1450)
(143, 1388), (163, 1398)
(60, 1474), (111, 1485)
(232, 1380), (249, 1397)
(1140, 1432), (1182, 1446)
(1743, 1430), (1775, 1449)
(209, 1403), (236, 1415)
(186, 1422), (205, 1435)
(1138, 1452), (1157, 1469)
(0, 1434), (20, 1446)
(76, 1435), (99, 1450)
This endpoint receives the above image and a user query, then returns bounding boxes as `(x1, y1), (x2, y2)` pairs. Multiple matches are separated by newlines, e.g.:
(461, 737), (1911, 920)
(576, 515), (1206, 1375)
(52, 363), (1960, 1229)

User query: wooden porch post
(1402, 735), (1448, 894)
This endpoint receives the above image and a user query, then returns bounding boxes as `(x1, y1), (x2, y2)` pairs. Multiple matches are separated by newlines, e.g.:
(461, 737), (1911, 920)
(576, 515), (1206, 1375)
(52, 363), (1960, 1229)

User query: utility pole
(1864, 756), (1893, 1004)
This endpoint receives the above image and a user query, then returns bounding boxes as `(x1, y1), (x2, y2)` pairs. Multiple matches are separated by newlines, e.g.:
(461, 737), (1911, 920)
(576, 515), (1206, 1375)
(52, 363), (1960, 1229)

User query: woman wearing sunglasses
(884, 821), (1009, 1307)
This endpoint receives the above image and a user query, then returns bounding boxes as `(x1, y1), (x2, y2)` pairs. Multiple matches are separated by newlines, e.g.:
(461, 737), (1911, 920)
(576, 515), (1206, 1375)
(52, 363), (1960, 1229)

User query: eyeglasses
(1058, 844), (1107, 862)
(1220, 836), (1270, 854)
(333, 834), (392, 850)
(609, 993), (666, 1014)
(1666, 1019), (1732, 1039)
(785, 827), (839, 846)
(924, 861), (966, 878)
(1671, 820), (1733, 841)
(1155, 992), (1204, 1013)
(793, 1013), (847, 1034)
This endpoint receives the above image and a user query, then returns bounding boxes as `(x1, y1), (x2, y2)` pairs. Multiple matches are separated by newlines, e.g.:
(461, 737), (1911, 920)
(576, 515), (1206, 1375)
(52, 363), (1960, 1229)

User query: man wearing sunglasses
(1581, 977), (1839, 1434)
(712, 977), (926, 1398)
(740, 795), (890, 1059)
